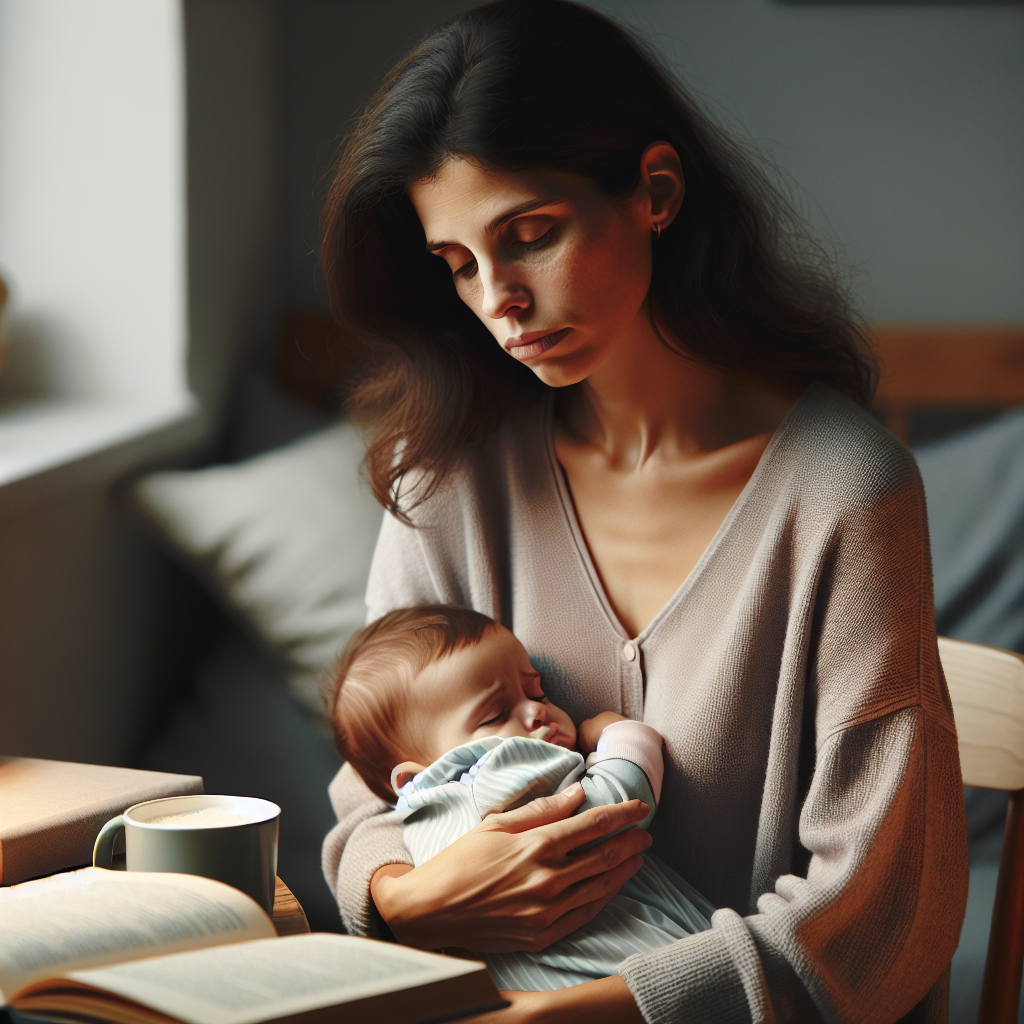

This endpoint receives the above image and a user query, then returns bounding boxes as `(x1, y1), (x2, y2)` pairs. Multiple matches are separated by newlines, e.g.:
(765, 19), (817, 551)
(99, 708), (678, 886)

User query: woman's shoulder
(770, 382), (924, 514)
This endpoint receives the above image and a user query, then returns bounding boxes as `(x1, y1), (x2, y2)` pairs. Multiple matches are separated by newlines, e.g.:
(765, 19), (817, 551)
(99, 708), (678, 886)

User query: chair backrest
(939, 636), (1024, 791)
(939, 637), (1024, 1024)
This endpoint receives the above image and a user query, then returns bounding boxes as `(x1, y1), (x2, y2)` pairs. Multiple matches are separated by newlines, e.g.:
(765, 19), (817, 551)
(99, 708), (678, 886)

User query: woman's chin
(524, 340), (612, 390)
(527, 358), (594, 390)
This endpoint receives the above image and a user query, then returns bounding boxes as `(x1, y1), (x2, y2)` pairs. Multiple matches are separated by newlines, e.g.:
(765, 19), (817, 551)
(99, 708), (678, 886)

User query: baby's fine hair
(323, 604), (496, 802)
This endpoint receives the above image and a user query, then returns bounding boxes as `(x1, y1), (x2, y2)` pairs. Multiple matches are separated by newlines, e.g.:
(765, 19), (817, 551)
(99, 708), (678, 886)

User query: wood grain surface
(272, 875), (311, 936)
(939, 636), (1024, 791)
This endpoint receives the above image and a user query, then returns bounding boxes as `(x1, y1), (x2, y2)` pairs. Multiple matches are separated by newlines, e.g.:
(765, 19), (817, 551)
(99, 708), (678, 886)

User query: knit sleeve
(321, 763), (412, 936)
(619, 454), (969, 1024)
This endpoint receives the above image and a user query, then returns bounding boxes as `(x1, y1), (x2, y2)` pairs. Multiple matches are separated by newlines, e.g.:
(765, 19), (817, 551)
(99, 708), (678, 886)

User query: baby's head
(324, 605), (576, 802)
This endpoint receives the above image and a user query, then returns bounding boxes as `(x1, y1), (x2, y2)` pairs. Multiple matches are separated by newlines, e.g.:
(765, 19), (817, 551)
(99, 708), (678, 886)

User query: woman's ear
(391, 760), (429, 794)
(638, 142), (685, 236)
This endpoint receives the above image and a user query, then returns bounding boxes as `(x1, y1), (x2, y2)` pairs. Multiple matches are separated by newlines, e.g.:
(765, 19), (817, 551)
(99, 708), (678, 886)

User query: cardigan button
(622, 642), (637, 662)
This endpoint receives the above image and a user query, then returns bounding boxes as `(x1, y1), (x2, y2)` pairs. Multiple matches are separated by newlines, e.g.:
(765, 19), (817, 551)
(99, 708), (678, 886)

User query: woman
(319, 2), (968, 1021)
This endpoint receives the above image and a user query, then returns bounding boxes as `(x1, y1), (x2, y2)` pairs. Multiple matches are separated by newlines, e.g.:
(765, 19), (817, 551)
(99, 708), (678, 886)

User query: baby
(324, 604), (713, 991)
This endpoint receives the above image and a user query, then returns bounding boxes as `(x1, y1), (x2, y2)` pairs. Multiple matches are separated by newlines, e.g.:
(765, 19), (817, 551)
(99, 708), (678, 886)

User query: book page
(64, 934), (485, 1024)
(0, 867), (274, 1001)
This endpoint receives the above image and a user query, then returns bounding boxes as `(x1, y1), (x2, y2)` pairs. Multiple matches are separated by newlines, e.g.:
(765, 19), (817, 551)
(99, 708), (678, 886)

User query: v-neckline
(542, 383), (815, 644)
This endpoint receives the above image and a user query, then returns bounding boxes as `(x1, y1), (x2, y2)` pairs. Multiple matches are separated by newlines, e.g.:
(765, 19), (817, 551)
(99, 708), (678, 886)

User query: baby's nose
(524, 701), (548, 729)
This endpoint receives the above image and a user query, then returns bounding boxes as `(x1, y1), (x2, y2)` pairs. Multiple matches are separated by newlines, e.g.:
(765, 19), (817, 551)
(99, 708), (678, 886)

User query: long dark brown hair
(321, 0), (875, 515)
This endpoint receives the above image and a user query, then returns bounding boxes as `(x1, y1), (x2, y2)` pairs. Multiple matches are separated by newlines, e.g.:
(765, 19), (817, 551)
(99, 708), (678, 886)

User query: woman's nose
(479, 261), (530, 321)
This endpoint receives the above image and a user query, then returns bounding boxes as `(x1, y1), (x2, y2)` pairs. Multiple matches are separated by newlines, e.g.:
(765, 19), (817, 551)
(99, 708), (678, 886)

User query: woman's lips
(505, 327), (570, 361)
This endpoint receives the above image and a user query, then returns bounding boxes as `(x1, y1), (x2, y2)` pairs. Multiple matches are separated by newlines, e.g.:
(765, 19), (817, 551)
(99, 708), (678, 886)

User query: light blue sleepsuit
(394, 733), (714, 991)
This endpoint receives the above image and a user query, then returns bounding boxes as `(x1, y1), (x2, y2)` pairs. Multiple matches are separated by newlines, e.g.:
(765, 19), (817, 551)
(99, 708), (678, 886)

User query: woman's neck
(556, 313), (797, 471)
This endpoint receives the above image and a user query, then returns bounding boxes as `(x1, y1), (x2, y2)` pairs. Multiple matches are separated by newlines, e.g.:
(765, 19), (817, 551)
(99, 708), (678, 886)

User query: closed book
(0, 756), (203, 884)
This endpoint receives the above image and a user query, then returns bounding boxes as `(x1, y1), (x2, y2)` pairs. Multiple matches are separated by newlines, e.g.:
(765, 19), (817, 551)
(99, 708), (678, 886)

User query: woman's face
(408, 156), (673, 388)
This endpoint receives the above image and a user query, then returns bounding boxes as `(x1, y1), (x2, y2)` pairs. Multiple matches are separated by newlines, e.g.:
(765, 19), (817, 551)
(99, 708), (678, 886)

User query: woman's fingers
(540, 798), (651, 854)
(526, 861), (643, 951)
(516, 849), (646, 944)
(562, 821), (652, 882)
(555, 848), (647, 910)
(481, 783), (587, 834)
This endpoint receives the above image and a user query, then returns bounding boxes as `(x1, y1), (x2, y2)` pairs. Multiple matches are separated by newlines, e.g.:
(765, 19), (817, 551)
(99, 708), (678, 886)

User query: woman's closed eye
(452, 255), (478, 279)
(431, 245), (477, 280)
(451, 233), (550, 278)
(508, 215), (557, 253)
(517, 229), (551, 252)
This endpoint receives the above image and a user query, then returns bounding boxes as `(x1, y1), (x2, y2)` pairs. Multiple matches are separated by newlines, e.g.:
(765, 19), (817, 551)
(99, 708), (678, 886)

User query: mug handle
(93, 815), (126, 868)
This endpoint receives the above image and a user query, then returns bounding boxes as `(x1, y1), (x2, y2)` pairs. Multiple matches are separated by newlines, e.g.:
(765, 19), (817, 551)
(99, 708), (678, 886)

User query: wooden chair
(872, 327), (1024, 442)
(939, 636), (1024, 1023)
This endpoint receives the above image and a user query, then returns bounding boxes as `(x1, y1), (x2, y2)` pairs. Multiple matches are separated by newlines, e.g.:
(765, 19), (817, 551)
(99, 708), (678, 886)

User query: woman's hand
(461, 976), (645, 1024)
(371, 783), (651, 952)
(576, 712), (628, 756)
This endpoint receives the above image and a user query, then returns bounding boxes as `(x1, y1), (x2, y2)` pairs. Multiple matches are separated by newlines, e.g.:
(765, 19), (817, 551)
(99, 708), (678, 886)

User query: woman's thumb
(482, 783), (586, 834)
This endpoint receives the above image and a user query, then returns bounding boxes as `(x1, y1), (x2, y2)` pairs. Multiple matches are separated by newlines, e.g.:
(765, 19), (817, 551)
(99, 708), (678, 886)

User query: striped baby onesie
(394, 725), (713, 991)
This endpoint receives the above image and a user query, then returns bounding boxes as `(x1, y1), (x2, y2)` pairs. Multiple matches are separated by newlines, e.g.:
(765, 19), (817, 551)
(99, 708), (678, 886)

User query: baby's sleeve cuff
(585, 720), (664, 802)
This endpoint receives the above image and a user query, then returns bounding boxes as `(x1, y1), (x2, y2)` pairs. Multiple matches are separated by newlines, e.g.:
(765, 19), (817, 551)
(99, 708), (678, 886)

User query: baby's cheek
(556, 711), (578, 746)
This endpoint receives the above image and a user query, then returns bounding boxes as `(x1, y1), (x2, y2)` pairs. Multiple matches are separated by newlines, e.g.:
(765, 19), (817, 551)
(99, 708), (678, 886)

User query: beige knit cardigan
(322, 383), (968, 1024)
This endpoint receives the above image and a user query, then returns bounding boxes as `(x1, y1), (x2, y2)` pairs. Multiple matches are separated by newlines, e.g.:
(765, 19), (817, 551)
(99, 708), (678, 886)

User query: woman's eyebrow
(425, 198), (565, 251)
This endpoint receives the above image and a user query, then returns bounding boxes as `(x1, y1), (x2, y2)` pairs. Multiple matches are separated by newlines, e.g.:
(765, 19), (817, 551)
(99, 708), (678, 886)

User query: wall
(591, 0), (1024, 323)
(277, 0), (480, 313)
(186, 0), (282, 418)
(0, 0), (187, 405)
(0, 0), (281, 764)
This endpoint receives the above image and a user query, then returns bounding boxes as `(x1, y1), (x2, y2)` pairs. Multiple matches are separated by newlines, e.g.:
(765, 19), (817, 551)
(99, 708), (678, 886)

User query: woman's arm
(465, 976), (644, 1024)
(323, 762), (412, 936)
(611, 453), (969, 1023)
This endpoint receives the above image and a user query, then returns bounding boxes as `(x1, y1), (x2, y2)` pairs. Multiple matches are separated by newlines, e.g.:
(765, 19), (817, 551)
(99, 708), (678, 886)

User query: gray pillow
(915, 410), (1024, 654)
(135, 422), (384, 715)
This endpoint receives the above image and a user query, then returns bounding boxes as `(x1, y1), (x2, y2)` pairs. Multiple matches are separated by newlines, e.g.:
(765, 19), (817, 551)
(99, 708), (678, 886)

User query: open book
(0, 869), (504, 1024)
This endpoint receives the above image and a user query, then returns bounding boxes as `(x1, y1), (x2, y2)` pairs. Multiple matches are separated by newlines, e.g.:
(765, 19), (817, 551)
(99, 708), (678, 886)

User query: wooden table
(105, 857), (311, 936)
(271, 876), (310, 936)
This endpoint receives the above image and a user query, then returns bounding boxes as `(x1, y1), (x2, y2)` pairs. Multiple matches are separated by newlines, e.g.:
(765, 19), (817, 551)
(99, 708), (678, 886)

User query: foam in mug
(144, 807), (258, 828)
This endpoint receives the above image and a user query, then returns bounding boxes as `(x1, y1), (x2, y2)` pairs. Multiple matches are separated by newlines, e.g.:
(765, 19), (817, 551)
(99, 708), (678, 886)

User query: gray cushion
(135, 422), (383, 715)
(915, 410), (1024, 654)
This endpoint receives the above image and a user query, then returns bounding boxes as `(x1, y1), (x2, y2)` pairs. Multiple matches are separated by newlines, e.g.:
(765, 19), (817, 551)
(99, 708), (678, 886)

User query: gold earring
(653, 223), (662, 239)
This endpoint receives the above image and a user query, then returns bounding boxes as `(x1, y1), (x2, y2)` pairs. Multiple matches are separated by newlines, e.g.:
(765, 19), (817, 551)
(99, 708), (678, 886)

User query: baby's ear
(391, 760), (429, 794)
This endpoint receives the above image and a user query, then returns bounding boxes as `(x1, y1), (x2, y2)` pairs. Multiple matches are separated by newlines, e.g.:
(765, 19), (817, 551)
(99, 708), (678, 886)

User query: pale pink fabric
(586, 720), (665, 802)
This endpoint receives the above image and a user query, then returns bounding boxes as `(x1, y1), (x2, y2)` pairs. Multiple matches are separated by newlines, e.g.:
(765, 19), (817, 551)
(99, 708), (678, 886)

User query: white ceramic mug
(93, 794), (280, 913)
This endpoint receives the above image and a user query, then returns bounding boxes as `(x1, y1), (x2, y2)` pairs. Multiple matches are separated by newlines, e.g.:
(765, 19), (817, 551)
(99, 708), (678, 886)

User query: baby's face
(408, 625), (577, 765)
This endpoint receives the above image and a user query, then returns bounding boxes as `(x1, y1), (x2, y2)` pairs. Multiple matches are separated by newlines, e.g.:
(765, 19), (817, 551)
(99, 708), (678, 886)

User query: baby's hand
(577, 712), (629, 756)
